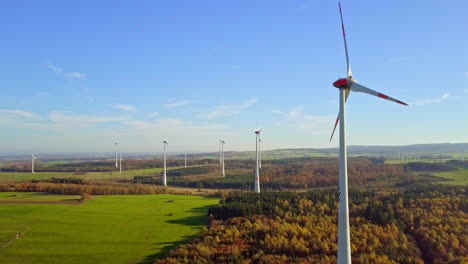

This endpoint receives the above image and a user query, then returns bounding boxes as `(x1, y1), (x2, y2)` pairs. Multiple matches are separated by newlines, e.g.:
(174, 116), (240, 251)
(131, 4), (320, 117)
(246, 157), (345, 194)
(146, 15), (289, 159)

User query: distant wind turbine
(185, 153), (187, 168)
(163, 140), (168, 186)
(115, 141), (119, 168)
(254, 129), (262, 193)
(220, 140), (226, 177)
(31, 154), (36, 173)
(329, 2), (408, 263)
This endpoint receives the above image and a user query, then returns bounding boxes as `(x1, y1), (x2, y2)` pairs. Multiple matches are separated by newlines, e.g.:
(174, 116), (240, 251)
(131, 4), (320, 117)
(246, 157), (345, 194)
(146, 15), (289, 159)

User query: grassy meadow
(0, 192), (218, 264)
(432, 168), (468, 185)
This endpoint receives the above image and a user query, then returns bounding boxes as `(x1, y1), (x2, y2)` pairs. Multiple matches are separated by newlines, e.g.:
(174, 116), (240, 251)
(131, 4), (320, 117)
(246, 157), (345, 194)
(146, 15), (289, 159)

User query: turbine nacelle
(333, 78), (350, 89)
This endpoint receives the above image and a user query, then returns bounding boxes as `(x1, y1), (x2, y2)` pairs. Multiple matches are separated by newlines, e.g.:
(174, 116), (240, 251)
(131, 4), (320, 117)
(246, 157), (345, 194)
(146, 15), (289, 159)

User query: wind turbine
(163, 140), (168, 186)
(329, 2), (408, 263)
(31, 154), (36, 173)
(185, 153), (187, 168)
(115, 141), (119, 168)
(254, 129), (262, 193)
(220, 140), (226, 177)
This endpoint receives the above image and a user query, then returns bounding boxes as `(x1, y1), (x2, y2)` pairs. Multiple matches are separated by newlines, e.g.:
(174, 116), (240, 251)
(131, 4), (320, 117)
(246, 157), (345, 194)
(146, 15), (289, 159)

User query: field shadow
(138, 235), (200, 264)
(164, 205), (212, 227)
(139, 205), (213, 263)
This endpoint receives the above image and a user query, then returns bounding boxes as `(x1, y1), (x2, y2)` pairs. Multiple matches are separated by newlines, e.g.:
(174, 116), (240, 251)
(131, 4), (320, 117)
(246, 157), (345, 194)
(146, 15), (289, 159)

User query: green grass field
(0, 167), (165, 182)
(0, 192), (218, 264)
(432, 169), (468, 185)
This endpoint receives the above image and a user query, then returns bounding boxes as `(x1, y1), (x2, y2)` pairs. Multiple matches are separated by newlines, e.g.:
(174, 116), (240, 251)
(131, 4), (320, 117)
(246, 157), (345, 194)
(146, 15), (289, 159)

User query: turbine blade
(339, 2), (352, 78)
(330, 89), (351, 141)
(350, 83), (408, 106)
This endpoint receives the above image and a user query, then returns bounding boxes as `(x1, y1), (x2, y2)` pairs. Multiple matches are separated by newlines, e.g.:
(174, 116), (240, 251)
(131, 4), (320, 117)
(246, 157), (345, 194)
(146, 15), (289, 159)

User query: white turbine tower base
(31, 154), (36, 174)
(119, 152), (122, 173)
(328, 2), (408, 263)
(163, 140), (168, 187)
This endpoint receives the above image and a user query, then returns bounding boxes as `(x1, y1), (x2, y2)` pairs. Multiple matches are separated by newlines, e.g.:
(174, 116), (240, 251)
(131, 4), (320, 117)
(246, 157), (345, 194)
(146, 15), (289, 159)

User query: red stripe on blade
(378, 93), (389, 99)
(396, 100), (408, 106)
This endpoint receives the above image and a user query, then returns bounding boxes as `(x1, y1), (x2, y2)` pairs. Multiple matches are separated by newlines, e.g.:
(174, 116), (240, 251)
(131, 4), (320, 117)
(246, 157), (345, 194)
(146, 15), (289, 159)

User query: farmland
(432, 168), (468, 185)
(0, 192), (218, 264)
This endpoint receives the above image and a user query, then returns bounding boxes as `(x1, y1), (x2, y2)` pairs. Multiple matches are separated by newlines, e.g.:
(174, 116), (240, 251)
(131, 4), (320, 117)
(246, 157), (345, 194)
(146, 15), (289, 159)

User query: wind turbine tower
(221, 140), (225, 177)
(163, 140), (168, 186)
(115, 141), (119, 168)
(185, 153), (187, 168)
(329, 2), (408, 263)
(31, 154), (36, 173)
(219, 139), (222, 164)
(254, 129), (262, 193)
(119, 151), (122, 173)
(259, 138), (262, 169)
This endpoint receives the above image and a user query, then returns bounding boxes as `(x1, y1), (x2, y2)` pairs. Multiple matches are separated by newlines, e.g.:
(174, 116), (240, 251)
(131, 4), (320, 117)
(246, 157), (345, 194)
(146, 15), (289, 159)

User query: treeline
(0, 182), (178, 195)
(156, 184), (467, 264)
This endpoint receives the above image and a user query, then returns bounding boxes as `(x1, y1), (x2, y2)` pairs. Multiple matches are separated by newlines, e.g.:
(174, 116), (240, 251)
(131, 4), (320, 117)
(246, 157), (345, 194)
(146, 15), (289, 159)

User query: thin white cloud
(147, 112), (159, 118)
(47, 64), (63, 73)
(49, 111), (125, 124)
(164, 100), (191, 109)
(47, 64), (86, 79)
(410, 93), (451, 106)
(388, 56), (411, 63)
(296, 0), (313, 11)
(464, 72), (468, 77)
(112, 104), (136, 112)
(272, 110), (284, 115)
(287, 105), (305, 120)
(0, 109), (45, 129)
(200, 98), (257, 120)
(274, 105), (334, 134)
(64, 72), (87, 79)
(0, 109), (41, 119)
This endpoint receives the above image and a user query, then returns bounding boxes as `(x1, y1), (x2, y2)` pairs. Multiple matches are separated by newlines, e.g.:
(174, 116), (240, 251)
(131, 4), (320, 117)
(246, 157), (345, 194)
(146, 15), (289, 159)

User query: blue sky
(1, 0), (467, 153)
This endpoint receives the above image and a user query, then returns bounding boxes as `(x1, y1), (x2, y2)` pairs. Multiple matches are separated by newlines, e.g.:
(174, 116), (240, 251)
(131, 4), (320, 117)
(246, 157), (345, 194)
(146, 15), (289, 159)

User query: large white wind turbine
(220, 140), (226, 177)
(115, 141), (119, 168)
(254, 129), (262, 193)
(31, 154), (36, 173)
(329, 2), (408, 263)
(163, 140), (168, 186)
